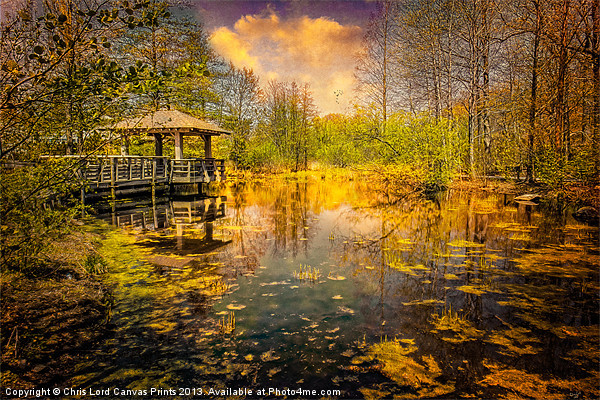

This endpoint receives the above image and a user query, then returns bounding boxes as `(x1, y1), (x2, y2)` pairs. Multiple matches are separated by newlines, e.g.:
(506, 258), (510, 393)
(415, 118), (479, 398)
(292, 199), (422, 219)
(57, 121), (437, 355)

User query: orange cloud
(210, 26), (261, 71)
(209, 11), (363, 115)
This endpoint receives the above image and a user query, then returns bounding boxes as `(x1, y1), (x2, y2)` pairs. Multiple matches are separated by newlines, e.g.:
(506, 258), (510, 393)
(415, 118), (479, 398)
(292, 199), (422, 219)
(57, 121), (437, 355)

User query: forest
(1, 0), (598, 277)
(1, 0), (599, 396)
(2, 0), (597, 270)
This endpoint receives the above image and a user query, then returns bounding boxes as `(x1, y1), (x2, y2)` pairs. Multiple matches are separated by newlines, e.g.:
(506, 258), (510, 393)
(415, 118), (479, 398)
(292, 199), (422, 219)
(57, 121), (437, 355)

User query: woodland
(1, 0), (599, 393)
(1, 0), (598, 274)
(0, 0), (598, 280)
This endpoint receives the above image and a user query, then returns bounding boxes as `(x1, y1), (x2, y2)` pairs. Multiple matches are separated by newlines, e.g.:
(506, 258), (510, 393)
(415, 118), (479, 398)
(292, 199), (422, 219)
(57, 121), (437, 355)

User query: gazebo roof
(114, 110), (231, 136)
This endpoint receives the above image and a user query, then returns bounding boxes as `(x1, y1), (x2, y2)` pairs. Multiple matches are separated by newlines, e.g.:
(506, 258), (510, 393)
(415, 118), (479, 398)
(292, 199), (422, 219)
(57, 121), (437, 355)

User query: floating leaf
(456, 285), (487, 296)
(447, 239), (485, 248)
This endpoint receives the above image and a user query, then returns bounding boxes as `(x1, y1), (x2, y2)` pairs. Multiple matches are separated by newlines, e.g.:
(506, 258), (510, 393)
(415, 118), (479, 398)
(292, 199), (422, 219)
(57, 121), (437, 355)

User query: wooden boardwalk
(170, 158), (226, 184)
(77, 155), (226, 198)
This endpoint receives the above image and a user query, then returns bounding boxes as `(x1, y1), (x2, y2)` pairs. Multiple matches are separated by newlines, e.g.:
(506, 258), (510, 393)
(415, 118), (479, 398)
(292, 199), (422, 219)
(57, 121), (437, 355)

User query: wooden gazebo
(112, 110), (232, 185)
(114, 109), (231, 160)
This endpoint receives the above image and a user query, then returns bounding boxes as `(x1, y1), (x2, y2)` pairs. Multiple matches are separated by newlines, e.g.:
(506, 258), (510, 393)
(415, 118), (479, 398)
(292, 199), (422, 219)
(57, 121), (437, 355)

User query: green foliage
(115, 1), (215, 113)
(311, 109), (465, 190)
(535, 147), (566, 187)
(84, 254), (108, 275)
(565, 145), (597, 183)
(534, 144), (597, 189)
(0, 162), (81, 274)
(382, 113), (465, 189)
(313, 114), (366, 167)
(1, 0), (151, 274)
(244, 140), (283, 170)
(370, 163), (428, 200)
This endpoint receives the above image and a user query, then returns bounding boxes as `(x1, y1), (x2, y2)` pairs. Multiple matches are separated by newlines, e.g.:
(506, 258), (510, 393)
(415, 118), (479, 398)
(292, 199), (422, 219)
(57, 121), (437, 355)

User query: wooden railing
(170, 158), (226, 184)
(39, 156), (227, 196)
(171, 196), (226, 224)
(81, 156), (170, 188)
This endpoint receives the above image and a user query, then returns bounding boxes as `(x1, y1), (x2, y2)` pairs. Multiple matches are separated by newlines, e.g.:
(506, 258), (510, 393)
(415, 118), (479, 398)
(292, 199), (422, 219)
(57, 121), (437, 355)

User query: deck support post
(204, 135), (212, 159)
(151, 158), (157, 200)
(110, 157), (116, 201)
(174, 132), (184, 160)
(197, 182), (207, 196)
(205, 221), (213, 241)
(154, 133), (163, 157)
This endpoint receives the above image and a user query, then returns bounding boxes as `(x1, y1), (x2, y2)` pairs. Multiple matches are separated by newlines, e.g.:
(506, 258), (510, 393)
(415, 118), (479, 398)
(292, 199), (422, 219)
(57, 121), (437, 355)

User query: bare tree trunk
(592, 0), (600, 182)
(468, 1), (479, 179)
(480, 0), (491, 177)
(555, 0), (571, 159)
(527, 0), (542, 183)
(381, 1), (389, 136)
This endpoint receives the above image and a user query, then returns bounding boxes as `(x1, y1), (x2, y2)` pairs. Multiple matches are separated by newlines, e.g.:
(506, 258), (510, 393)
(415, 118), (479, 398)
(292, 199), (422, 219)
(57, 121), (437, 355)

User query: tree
(1, 0), (149, 271)
(115, 0), (215, 114)
(355, 0), (401, 138)
(258, 80), (317, 170)
(589, 0), (599, 182)
(298, 83), (317, 170)
(217, 63), (261, 168)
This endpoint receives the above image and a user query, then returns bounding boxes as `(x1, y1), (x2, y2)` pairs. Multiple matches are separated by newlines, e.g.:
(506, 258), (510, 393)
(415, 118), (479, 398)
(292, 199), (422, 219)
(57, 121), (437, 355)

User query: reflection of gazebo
(114, 110), (232, 184)
(114, 109), (231, 159)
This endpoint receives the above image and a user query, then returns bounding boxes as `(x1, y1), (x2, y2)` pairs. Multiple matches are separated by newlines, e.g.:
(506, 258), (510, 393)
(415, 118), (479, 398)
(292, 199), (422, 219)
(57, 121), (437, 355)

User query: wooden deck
(170, 159), (226, 184)
(68, 156), (226, 197)
(82, 156), (170, 190)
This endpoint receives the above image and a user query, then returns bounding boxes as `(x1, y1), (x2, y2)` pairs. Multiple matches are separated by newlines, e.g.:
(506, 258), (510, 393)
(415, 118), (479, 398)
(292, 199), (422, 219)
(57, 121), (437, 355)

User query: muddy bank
(0, 230), (112, 389)
(450, 178), (600, 209)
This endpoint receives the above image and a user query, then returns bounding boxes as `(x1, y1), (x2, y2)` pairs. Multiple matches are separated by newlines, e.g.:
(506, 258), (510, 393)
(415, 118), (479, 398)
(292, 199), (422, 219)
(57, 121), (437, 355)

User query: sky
(191, 1), (378, 115)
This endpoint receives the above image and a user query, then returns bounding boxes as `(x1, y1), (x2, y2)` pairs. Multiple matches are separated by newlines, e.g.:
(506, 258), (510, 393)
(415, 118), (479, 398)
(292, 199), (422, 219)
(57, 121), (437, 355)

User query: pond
(74, 177), (599, 398)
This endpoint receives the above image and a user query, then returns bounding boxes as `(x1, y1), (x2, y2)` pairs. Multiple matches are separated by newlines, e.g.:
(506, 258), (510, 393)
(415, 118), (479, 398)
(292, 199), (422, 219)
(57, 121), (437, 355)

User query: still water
(74, 177), (599, 398)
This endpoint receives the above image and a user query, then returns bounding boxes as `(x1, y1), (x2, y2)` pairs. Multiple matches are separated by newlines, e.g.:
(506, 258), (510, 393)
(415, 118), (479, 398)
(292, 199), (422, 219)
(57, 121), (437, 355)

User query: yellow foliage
(430, 307), (484, 343)
(479, 361), (600, 399)
(362, 338), (455, 398)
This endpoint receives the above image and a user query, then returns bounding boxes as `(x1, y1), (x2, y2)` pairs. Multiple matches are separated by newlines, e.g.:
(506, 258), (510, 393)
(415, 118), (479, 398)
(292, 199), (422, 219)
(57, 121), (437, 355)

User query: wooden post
(154, 133), (163, 156)
(110, 157), (116, 201)
(204, 135), (212, 158)
(151, 158), (156, 200)
(174, 131), (184, 160)
(205, 221), (214, 241)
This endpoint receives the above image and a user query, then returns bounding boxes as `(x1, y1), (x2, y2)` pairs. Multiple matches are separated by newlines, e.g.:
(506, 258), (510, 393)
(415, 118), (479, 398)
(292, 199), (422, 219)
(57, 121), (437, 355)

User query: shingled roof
(114, 110), (231, 136)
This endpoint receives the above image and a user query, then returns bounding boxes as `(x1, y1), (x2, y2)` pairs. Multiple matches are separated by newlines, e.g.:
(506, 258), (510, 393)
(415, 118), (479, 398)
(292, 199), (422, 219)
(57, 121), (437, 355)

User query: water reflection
(75, 180), (599, 398)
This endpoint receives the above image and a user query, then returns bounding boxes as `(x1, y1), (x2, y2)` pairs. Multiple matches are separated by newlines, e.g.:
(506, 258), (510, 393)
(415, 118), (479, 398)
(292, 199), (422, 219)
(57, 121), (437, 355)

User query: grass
(293, 264), (321, 283)
(219, 311), (236, 335)
(429, 305), (484, 343)
(355, 337), (455, 398)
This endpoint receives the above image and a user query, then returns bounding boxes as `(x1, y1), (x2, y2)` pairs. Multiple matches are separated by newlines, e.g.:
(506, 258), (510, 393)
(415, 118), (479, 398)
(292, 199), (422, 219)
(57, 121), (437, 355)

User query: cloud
(210, 26), (261, 71)
(209, 10), (363, 115)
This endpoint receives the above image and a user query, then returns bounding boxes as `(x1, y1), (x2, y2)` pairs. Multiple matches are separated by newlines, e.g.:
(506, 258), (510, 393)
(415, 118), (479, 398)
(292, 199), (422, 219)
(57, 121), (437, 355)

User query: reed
(207, 278), (230, 296)
(293, 264), (321, 283)
(219, 311), (236, 335)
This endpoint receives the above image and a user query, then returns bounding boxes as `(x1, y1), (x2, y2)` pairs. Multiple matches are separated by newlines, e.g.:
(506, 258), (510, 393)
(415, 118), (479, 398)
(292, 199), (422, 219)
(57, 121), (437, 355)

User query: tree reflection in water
(75, 179), (598, 398)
